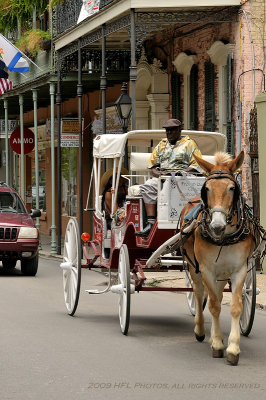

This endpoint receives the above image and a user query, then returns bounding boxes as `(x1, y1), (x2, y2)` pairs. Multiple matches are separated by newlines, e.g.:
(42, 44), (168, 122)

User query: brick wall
(168, 1), (265, 205)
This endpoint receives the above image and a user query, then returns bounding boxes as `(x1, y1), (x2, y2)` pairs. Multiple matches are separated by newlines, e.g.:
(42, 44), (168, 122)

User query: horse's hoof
(226, 353), (239, 366)
(212, 348), (224, 358)
(195, 333), (205, 342)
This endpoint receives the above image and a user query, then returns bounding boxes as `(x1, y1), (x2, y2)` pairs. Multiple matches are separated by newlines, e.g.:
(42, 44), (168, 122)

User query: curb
(39, 251), (63, 260)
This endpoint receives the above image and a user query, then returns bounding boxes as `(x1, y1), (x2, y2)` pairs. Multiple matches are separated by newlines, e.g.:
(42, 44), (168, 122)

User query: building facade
(0, 0), (265, 253)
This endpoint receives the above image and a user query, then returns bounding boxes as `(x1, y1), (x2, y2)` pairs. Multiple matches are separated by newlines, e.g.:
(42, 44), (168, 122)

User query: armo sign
(9, 127), (35, 154)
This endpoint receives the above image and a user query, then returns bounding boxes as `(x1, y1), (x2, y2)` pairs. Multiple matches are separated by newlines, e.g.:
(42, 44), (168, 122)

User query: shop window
(62, 147), (77, 217)
(32, 149), (46, 212)
(204, 61), (215, 131)
(171, 71), (181, 120)
(189, 64), (198, 130)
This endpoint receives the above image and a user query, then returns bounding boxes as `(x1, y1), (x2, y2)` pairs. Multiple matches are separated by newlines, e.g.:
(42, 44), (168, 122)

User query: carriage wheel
(118, 244), (131, 335)
(61, 218), (81, 316)
(239, 262), (256, 336)
(185, 270), (207, 316)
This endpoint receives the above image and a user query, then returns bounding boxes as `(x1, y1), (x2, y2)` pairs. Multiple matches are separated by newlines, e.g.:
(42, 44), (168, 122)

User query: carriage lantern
(115, 82), (132, 170)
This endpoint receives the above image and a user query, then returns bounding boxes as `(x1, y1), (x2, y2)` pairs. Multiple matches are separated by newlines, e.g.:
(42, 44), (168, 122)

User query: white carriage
(60, 129), (259, 337)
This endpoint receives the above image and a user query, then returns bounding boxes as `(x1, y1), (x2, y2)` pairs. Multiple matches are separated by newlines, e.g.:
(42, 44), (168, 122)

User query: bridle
(199, 170), (250, 246)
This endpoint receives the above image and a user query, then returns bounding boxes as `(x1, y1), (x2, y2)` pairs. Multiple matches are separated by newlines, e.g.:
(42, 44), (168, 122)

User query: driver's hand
(151, 168), (161, 178)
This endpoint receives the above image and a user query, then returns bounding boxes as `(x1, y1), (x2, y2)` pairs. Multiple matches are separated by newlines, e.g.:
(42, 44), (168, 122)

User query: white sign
(61, 134), (80, 147)
(158, 175), (206, 221)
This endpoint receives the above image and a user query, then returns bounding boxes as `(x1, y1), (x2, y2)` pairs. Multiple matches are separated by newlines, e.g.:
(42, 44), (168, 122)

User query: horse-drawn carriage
(60, 129), (265, 365)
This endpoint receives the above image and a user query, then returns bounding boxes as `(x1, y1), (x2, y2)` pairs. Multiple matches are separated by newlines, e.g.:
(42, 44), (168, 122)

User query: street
(0, 257), (266, 400)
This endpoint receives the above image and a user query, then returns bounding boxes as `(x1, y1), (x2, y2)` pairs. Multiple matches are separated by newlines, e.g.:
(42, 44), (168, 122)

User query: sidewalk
(39, 234), (266, 310)
(39, 233), (64, 261)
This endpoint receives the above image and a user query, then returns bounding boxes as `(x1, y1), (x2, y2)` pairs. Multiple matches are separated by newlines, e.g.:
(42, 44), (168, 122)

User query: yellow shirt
(148, 136), (203, 172)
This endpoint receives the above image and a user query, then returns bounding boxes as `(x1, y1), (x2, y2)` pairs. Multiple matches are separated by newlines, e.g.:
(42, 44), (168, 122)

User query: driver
(135, 119), (203, 237)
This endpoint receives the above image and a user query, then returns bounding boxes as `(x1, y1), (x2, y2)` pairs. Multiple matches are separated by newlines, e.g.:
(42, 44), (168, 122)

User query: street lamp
(115, 82), (132, 170)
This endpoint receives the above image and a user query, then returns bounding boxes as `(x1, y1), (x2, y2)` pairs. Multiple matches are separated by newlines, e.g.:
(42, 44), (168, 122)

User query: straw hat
(100, 167), (129, 192)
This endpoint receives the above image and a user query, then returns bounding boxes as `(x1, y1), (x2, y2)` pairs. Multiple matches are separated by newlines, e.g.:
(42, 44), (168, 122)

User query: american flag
(0, 59), (13, 94)
(0, 77), (13, 94)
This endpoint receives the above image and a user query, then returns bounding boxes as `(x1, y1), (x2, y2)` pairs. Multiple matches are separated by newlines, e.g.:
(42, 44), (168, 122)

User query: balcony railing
(56, 0), (83, 35)
(56, 0), (116, 35)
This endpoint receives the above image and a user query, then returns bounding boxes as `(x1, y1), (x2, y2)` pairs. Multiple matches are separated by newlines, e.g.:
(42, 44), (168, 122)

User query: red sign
(9, 127), (35, 154)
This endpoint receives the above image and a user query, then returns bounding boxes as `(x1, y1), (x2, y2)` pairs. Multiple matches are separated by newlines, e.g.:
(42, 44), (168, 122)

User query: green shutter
(190, 64), (198, 130)
(171, 71), (181, 120)
(226, 54), (234, 155)
(204, 61), (215, 131)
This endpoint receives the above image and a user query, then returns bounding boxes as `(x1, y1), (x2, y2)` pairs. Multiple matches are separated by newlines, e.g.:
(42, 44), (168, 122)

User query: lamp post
(115, 82), (132, 170)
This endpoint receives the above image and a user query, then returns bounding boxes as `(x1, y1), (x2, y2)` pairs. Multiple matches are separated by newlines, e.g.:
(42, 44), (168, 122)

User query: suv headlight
(18, 227), (38, 239)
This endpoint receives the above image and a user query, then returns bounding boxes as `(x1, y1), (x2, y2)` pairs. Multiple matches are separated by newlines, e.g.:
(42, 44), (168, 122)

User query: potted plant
(15, 29), (51, 58)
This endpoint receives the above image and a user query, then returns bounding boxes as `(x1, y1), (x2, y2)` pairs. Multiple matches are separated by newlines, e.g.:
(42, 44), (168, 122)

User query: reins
(199, 170), (250, 246)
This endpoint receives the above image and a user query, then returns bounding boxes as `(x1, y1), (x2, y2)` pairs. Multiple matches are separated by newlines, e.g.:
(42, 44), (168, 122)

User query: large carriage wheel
(118, 244), (131, 335)
(185, 270), (207, 316)
(61, 218), (81, 316)
(240, 262), (256, 336)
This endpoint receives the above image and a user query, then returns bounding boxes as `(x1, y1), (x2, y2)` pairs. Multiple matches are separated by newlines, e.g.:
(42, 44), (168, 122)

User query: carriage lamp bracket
(82, 240), (100, 267)
(133, 260), (147, 291)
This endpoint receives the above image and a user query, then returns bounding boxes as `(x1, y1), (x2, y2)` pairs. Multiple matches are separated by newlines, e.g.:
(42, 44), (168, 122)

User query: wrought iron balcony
(56, 0), (116, 35)
(99, 0), (115, 9)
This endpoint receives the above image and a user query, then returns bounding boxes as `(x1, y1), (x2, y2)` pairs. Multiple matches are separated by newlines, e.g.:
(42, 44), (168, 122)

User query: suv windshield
(0, 192), (27, 213)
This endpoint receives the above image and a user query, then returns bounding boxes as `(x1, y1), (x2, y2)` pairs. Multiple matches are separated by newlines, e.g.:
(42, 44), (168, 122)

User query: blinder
(201, 170), (241, 211)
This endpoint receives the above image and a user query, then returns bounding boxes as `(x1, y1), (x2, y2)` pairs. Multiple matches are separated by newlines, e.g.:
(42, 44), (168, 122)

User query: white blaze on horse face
(210, 211), (227, 237)
(206, 179), (235, 238)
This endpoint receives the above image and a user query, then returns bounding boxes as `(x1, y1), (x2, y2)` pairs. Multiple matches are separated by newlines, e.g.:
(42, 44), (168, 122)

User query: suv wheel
(2, 259), (17, 269)
(21, 253), (39, 276)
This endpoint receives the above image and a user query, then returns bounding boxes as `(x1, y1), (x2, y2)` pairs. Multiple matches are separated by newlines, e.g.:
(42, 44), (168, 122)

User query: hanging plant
(0, 1), (50, 32)
(15, 29), (51, 58)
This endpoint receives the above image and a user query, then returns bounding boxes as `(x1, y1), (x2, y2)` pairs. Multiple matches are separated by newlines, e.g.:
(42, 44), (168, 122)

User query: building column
(130, 9), (137, 130)
(56, 65), (62, 255)
(256, 93), (266, 273)
(78, 40), (83, 235)
(50, 82), (57, 254)
(32, 89), (42, 249)
(101, 25), (106, 135)
(19, 94), (25, 200)
(135, 101), (150, 130)
(146, 94), (169, 129)
(4, 99), (9, 185)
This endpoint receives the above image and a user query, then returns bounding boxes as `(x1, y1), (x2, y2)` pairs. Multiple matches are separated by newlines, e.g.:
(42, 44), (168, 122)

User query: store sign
(46, 118), (83, 147)
(92, 114), (123, 135)
(61, 119), (82, 148)
(9, 127), (35, 154)
(61, 134), (80, 147)
(0, 119), (17, 137)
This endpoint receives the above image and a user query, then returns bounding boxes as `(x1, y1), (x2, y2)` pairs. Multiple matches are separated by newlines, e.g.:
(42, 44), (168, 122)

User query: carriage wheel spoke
(62, 218), (81, 316)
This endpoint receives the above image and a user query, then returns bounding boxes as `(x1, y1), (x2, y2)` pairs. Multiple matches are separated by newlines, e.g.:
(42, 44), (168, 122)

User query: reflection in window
(32, 149), (46, 212)
(62, 147), (77, 216)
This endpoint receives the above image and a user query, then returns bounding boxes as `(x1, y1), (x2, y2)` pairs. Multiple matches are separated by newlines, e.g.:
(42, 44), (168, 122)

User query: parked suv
(0, 182), (41, 276)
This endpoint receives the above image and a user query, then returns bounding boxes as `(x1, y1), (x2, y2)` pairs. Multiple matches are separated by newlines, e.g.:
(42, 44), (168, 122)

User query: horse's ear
(228, 151), (244, 173)
(193, 152), (214, 173)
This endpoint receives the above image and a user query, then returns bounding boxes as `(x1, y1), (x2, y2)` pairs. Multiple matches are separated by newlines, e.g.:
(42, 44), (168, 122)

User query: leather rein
(199, 170), (251, 246)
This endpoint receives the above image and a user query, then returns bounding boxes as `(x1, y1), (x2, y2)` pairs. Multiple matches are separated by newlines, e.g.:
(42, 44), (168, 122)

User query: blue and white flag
(0, 33), (29, 73)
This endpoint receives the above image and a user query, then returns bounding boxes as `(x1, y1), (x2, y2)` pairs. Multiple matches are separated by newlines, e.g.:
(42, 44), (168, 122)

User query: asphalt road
(0, 257), (266, 400)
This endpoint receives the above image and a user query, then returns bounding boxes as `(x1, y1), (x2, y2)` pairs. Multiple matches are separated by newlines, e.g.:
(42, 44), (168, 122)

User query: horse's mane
(214, 152), (232, 165)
